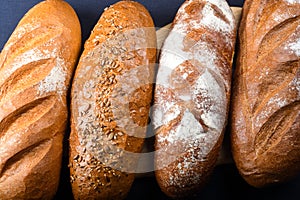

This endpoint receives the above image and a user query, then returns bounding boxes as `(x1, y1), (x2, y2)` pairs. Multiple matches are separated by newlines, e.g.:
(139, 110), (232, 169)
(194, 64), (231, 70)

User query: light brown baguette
(69, 1), (156, 199)
(230, 0), (300, 188)
(153, 0), (237, 198)
(0, 0), (81, 199)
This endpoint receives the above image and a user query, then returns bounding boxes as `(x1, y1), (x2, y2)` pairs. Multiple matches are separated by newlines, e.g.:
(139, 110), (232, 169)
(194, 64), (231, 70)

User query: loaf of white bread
(153, 0), (237, 198)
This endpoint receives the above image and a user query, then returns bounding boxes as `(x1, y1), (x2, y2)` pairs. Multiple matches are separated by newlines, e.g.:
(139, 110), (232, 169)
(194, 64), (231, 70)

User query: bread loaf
(153, 0), (236, 198)
(230, 0), (300, 188)
(0, 0), (81, 199)
(69, 1), (156, 199)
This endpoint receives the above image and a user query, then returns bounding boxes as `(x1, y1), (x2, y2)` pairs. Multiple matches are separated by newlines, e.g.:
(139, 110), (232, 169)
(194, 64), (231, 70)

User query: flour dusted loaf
(69, 1), (156, 199)
(231, 0), (300, 188)
(153, 0), (236, 198)
(0, 0), (81, 199)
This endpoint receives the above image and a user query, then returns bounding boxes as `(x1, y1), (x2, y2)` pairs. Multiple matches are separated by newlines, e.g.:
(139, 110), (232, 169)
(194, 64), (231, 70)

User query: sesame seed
(73, 154), (79, 161)
(108, 133), (114, 140)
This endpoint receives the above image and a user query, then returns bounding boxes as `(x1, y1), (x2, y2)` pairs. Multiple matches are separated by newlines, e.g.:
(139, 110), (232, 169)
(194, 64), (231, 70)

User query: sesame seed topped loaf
(69, 1), (156, 199)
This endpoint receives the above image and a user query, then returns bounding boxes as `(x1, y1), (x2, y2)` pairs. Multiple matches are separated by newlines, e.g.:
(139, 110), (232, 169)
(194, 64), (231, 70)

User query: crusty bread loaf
(230, 0), (300, 188)
(0, 0), (81, 199)
(69, 1), (156, 199)
(153, 0), (236, 198)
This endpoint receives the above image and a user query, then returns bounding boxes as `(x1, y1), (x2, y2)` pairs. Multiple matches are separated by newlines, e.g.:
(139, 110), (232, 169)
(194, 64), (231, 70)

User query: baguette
(231, 0), (300, 188)
(153, 0), (236, 198)
(0, 0), (81, 199)
(69, 1), (156, 199)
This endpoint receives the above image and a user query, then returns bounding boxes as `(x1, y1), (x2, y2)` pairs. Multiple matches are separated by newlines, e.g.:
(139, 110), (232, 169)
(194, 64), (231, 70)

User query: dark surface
(125, 164), (300, 200)
(1, 0), (300, 200)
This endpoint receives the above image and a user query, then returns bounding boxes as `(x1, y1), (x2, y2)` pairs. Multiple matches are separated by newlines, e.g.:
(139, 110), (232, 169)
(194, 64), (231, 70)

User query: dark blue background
(1, 1), (300, 200)
(0, 0), (244, 50)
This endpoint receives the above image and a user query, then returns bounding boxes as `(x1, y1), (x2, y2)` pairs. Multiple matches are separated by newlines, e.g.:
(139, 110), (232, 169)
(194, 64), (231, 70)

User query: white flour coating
(161, 109), (221, 186)
(157, 35), (222, 90)
(170, 154), (204, 187)
(152, 105), (164, 129)
(38, 57), (67, 97)
(157, 109), (204, 144)
(178, 93), (192, 101)
(205, 0), (235, 22)
(0, 48), (49, 86)
(175, 0), (234, 34)
(254, 93), (291, 132)
(193, 69), (226, 131)
(285, 0), (300, 4)
(192, 41), (221, 76)
(273, 96), (288, 108)
(175, 1), (202, 32)
(254, 102), (274, 129)
(291, 76), (300, 98)
(201, 2), (234, 33)
(153, 101), (181, 130)
(273, 10), (290, 23)
(2, 23), (41, 52)
(285, 37), (300, 56)
(282, 24), (300, 56)
(157, 33), (190, 87)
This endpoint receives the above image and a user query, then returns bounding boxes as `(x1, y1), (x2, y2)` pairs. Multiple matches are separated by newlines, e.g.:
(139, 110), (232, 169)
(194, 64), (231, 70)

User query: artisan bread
(230, 0), (300, 188)
(69, 1), (156, 199)
(0, 0), (81, 199)
(153, 0), (236, 198)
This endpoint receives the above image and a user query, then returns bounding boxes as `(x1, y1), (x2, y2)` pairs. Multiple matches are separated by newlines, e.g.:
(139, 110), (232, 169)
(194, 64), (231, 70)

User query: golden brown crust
(153, 0), (236, 198)
(231, 0), (300, 188)
(0, 0), (81, 199)
(69, 1), (156, 199)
